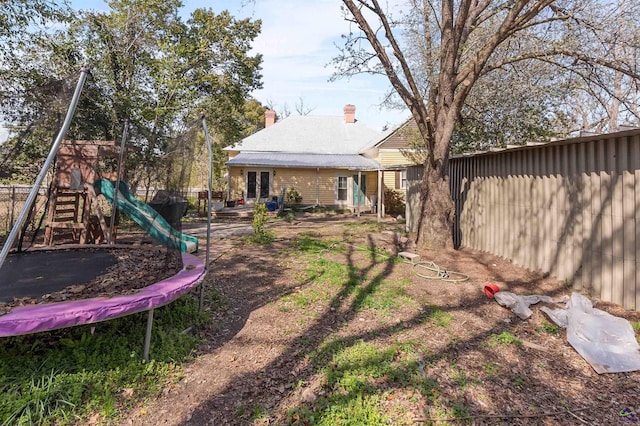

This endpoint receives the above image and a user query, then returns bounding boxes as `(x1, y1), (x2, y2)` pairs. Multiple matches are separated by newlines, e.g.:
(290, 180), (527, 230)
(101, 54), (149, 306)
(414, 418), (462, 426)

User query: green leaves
(2, 1), (263, 185)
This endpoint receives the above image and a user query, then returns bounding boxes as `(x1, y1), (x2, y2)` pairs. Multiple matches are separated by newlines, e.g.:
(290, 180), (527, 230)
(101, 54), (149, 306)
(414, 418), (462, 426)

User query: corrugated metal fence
(408, 128), (640, 310)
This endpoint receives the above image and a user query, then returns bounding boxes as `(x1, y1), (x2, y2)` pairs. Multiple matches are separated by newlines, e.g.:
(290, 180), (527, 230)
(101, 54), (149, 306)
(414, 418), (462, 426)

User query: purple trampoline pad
(0, 250), (117, 303)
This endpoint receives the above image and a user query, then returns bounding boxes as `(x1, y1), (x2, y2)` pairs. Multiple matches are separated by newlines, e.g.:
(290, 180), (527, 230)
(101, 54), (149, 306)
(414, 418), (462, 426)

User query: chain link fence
(0, 185), (48, 236)
(0, 185), (211, 236)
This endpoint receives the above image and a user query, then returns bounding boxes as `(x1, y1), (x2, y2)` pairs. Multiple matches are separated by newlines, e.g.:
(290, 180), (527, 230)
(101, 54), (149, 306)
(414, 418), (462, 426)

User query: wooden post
(377, 170), (382, 221)
(9, 186), (16, 229)
(357, 170), (361, 217)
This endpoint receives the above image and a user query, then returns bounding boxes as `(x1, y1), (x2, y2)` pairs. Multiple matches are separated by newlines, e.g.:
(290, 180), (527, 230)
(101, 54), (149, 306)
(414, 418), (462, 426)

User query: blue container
(265, 201), (277, 211)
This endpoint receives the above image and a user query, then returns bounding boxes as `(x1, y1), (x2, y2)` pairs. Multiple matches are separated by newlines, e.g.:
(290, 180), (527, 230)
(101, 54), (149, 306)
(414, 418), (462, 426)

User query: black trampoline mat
(0, 250), (118, 303)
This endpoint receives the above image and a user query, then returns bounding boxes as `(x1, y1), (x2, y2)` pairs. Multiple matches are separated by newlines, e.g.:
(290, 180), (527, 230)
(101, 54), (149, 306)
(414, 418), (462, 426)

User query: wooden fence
(407, 128), (640, 310)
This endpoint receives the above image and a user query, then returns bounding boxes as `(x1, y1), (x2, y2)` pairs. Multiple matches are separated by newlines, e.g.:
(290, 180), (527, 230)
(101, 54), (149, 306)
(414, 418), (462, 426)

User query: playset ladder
(44, 186), (89, 245)
(44, 184), (112, 245)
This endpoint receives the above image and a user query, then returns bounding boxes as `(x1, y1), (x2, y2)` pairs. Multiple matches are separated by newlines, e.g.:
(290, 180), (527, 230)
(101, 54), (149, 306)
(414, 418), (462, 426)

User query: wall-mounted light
(240, 169), (243, 174)
(273, 169), (277, 176)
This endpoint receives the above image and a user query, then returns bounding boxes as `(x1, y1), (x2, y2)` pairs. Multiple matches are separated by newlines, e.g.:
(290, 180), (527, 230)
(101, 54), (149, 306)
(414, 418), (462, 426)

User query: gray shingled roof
(227, 115), (382, 154)
(227, 152), (380, 169)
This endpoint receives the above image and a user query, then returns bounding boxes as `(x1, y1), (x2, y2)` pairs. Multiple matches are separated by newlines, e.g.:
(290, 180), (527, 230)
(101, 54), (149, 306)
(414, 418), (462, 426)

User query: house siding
(378, 150), (414, 190)
(228, 165), (378, 209)
(378, 150), (410, 166)
(275, 168), (318, 204)
(378, 120), (419, 149)
(228, 166), (243, 199)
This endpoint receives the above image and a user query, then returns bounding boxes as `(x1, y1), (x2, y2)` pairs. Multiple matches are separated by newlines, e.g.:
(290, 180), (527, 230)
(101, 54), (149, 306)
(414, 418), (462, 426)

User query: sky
(69, 0), (409, 131)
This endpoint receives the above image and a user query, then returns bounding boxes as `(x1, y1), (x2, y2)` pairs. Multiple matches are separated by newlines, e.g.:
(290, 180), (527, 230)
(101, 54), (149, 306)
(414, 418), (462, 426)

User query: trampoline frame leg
(143, 308), (154, 362)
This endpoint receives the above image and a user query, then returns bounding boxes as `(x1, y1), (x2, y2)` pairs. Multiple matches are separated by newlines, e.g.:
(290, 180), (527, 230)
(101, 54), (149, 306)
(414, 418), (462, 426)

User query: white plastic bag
(541, 293), (640, 374)
(493, 291), (561, 319)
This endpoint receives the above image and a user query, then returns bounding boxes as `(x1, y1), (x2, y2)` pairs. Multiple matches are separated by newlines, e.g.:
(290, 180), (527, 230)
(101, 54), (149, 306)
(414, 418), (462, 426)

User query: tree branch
(345, 0), (434, 155)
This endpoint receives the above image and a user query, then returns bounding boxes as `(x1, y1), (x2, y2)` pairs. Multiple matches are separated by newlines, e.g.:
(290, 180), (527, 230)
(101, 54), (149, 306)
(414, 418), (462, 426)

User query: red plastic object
(484, 283), (500, 299)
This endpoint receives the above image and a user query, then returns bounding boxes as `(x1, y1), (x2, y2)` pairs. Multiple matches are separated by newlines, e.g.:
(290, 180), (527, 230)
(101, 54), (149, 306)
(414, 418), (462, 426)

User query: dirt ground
(115, 214), (640, 425)
(4, 214), (640, 424)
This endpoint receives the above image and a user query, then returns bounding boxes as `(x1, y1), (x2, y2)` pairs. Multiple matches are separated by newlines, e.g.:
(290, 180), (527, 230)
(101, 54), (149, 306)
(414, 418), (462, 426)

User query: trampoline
(0, 249), (118, 303)
(0, 250), (205, 337)
(0, 68), (217, 361)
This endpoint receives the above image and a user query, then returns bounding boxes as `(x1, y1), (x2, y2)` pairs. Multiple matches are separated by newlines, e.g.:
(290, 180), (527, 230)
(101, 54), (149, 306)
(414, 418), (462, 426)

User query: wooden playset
(43, 140), (124, 245)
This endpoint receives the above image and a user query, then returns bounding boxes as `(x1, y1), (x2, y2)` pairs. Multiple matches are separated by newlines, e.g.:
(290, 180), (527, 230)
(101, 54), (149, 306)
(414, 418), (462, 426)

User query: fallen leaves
(0, 246), (182, 314)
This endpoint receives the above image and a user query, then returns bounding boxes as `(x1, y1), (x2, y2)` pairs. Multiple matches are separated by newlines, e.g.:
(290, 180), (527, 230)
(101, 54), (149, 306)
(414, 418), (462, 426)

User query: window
(337, 176), (347, 201)
(395, 170), (407, 190)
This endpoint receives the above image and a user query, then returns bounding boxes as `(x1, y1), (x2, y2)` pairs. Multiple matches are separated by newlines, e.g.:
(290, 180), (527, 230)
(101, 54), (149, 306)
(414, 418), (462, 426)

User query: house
(225, 105), (418, 214)
(359, 118), (420, 193)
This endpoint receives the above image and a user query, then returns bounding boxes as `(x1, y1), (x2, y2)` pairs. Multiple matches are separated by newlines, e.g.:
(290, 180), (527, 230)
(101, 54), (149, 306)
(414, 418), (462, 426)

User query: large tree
(0, 0), (71, 67)
(1, 0), (263, 187)
(336, 0), (640, 248)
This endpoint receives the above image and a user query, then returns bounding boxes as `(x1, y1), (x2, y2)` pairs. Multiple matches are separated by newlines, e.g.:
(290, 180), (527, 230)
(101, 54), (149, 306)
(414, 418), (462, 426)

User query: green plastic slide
(95, 179), (198, 253)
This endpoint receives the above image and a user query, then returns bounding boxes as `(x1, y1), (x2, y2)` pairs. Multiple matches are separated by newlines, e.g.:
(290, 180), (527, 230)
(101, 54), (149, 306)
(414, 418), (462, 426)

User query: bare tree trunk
(416, 162), (454, 249)
(416, 109), (457, 249)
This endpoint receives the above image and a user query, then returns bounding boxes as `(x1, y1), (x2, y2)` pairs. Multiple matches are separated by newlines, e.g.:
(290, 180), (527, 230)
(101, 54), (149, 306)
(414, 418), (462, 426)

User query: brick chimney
(344, 104), (356, 124)
(265, 109), (276, 128)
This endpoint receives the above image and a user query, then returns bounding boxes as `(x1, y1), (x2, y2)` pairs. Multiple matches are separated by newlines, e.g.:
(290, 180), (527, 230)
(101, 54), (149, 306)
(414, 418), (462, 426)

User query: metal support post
(0, 65), (90, 269)
(200, 116), (214, 312)
(143, 308), (154, 362)
(109, 120), (128, 244)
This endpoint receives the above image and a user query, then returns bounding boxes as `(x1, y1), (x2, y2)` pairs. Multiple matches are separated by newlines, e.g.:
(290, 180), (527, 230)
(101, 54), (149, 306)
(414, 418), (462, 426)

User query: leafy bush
(252, 203), (268, 235)
(384, 188), (405, 216)
(249, 203), (274, 244)
(286, 187), (302, 204)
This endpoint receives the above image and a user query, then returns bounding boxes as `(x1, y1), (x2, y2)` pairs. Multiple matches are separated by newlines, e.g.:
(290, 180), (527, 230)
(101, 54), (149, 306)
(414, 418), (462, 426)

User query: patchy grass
(537, 319), (560, 334)
(488, 331), (522, 347)
(36, 216), (639, 425)
(293, 339), (437, 425)
(343, 220), (388, 234)
(358, 277), (416, 315)
(423, 306), (454, 327)
(251, 405), (270, 423)
(281, 287), (332, 310)
(293, 237), (415, 317)
(0, 294), (208, 425)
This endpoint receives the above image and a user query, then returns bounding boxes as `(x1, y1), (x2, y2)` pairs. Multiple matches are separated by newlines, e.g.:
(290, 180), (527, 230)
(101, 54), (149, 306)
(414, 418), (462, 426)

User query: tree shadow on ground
(172, 220), (639, 425)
